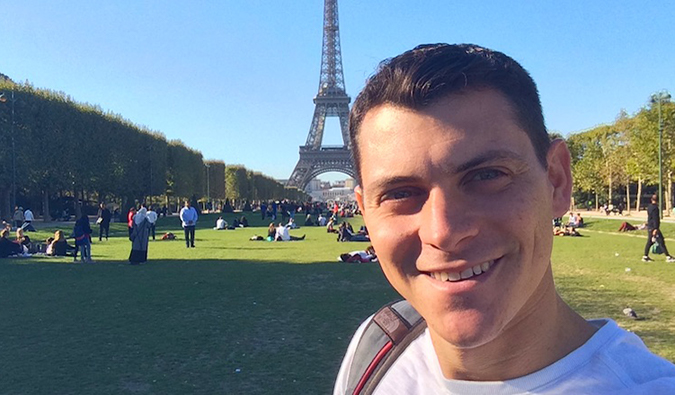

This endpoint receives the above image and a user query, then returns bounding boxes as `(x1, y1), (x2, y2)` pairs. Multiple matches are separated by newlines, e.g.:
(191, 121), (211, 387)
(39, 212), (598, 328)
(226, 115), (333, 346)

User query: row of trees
(567, 98), (674, 213)
(0, 79), (306, 220)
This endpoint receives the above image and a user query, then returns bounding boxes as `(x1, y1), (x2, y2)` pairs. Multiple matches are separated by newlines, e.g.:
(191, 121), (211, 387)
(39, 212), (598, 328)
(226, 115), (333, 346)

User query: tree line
(0, 79), (307, 220)
(567, 98), (674, 213)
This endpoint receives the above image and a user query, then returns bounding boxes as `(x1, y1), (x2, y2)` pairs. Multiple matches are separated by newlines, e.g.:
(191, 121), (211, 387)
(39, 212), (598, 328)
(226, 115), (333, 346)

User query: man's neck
(430, 267), (597, 381)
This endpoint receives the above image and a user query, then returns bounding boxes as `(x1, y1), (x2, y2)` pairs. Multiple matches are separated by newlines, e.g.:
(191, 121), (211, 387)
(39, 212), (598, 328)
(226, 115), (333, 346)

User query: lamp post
(205, 163), (210, 212)
(0, 90), (16, 209)
(651, 90), (671, 219)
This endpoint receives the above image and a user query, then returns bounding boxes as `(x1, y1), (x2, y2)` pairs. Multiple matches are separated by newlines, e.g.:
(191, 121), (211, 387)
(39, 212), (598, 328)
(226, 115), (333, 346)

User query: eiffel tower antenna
(287, 0), (355, 189)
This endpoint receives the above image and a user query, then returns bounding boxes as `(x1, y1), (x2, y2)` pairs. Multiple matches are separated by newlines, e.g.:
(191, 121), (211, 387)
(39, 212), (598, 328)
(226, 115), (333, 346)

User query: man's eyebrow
(367, 175), (422, 193)
(454, 150), (528, 173)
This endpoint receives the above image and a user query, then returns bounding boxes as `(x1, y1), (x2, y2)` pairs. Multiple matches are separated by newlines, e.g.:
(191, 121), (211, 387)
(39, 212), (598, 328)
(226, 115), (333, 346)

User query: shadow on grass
(0, 256), (395, 395)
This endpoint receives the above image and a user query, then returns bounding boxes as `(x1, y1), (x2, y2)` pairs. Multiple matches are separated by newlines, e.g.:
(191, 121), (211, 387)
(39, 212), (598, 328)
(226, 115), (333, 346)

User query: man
(97, 203), (112, 241)
(22, 207), (35, 231)
(146, 206), (158, 240)
(334, 44), (675, 394)
(274, 222), (304, 241)
(179, 200), (198, 248)
(12, 206), (24, 229)
(214, 216), (227, 230)
(642, 194), (675, 262)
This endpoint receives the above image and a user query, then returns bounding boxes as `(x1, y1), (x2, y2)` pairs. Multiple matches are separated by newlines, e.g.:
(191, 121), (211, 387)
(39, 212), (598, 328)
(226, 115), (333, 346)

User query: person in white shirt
(333, 43), (675, 394)
(146, 207), (158, 240)
(179, 201), (198, 248)
(274, 223), (305, 241)
(214, 216), (227, 230)
(22, 208), (36, 232)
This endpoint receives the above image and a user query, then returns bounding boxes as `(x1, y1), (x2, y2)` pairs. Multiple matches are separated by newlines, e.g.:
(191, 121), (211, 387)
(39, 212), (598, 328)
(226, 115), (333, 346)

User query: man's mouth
(426, 260), (494, 282)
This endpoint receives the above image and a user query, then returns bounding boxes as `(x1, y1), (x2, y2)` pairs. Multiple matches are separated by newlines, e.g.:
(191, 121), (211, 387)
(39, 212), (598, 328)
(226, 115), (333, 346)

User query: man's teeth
(430, 260), (494, 282)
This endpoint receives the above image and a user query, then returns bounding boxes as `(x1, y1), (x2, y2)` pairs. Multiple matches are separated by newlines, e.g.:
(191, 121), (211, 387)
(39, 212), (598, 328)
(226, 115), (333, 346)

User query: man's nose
(418, 188), (479, 252)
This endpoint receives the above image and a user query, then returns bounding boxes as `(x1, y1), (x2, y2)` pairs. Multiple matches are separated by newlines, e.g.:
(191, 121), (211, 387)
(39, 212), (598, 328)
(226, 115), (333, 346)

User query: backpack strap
(346, 300), (426, 395)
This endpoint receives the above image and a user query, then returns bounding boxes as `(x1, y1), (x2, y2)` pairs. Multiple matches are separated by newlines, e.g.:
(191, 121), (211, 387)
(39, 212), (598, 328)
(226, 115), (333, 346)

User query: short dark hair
(349, 43), (550, 182)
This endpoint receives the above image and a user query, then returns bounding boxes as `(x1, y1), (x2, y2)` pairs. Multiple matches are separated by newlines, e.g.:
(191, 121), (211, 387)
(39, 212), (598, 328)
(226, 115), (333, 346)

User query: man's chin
(428, 310), (503, 350)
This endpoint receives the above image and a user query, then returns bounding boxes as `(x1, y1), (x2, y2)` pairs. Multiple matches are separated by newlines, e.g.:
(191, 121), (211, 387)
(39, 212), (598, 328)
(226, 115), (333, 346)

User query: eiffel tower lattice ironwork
(287, 0), (354, 189)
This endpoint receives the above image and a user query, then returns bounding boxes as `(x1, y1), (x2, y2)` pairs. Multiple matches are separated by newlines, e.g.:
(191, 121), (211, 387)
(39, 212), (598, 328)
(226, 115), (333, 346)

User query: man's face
(355, 89), (570, 348)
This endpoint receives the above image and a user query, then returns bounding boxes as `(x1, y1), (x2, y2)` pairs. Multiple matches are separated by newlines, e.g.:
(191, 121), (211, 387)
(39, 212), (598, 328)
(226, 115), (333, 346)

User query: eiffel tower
(287, 0), (355, 190)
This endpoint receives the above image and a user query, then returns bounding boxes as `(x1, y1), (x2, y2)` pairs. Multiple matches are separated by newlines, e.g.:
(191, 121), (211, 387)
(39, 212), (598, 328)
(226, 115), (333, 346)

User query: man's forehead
(359, 90), (521, 135)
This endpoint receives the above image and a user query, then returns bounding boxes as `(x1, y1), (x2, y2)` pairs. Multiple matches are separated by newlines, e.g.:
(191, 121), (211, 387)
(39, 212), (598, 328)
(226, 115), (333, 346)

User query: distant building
(321, 187), (354, 201)
(305, 177), (357, 201)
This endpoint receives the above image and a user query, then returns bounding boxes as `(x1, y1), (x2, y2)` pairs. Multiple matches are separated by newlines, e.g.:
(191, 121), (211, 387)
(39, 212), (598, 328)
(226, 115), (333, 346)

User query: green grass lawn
(1, 213), (674, 394)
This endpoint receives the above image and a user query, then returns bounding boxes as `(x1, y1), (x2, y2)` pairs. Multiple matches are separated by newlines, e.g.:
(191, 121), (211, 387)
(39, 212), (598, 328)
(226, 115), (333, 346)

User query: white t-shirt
(146, 210), (158, 224)
(334, 318), (675, 395)
(216, 218), (227, 230)
(23, 209), (34, 222)
(275, 225), (290, 241)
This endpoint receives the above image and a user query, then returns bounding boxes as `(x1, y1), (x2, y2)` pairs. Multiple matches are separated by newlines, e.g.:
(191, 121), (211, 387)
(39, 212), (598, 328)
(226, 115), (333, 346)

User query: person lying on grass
(339, 245), (377, 263)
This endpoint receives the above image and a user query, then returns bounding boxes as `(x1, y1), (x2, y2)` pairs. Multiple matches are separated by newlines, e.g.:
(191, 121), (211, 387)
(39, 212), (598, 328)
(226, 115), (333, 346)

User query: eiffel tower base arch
(287, 146), (355, 190)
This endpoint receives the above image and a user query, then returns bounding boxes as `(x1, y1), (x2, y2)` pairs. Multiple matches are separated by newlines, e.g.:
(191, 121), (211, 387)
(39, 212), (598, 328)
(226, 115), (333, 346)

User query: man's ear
(546, 139), (573, 218)
(354, 185), (366, 220)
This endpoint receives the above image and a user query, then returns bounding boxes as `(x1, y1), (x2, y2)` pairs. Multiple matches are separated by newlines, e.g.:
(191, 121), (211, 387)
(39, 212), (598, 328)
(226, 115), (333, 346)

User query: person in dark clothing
(0, 228), (22, 258)
(73, 215), (93, 262)
(97, 203), (112, 241)
(129, 207), (151, 265)
(642, 194), (675, 262)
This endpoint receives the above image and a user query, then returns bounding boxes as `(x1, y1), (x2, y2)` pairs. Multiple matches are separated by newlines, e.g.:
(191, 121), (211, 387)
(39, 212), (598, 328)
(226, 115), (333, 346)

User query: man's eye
(381, 189), (417, 202)
(469, 169), (506, 182)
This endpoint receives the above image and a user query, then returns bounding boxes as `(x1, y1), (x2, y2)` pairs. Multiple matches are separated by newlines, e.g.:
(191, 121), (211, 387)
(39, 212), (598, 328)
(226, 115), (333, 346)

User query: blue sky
(2, 1), (674, 181)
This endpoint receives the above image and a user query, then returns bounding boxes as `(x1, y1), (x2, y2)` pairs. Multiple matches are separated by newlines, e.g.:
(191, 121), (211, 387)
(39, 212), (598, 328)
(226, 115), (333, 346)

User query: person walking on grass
(642, 194), (675, 263)
(129, 206), (151, 265)
(180, 200), (198, 248)
(97, 202), (112, 241)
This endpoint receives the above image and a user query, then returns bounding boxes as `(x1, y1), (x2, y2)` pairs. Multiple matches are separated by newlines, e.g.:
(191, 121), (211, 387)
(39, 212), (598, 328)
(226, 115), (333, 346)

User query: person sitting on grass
(326, 218), (337, 233)
(567, 211), (578, 227)
(318, 214), (327, 226)
(239, 216), (249, 227)
(337, 222), (370, 242)
(285, 217), (299, 229)
(49, 230), (77, 258)
(266, 222), (277, 241)
(339, 245), (377, 263)
(0, 228), (23, 258)
(576, 212), (584, 227)
(16, 228), (32, 251)
(304, 214), (314, 226)
(275, 222), (305, 241)
(214, 216), (228, 230)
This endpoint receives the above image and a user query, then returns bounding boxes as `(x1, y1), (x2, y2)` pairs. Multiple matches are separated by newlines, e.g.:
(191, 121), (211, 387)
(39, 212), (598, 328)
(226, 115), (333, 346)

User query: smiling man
(333, 44), (675, 394)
